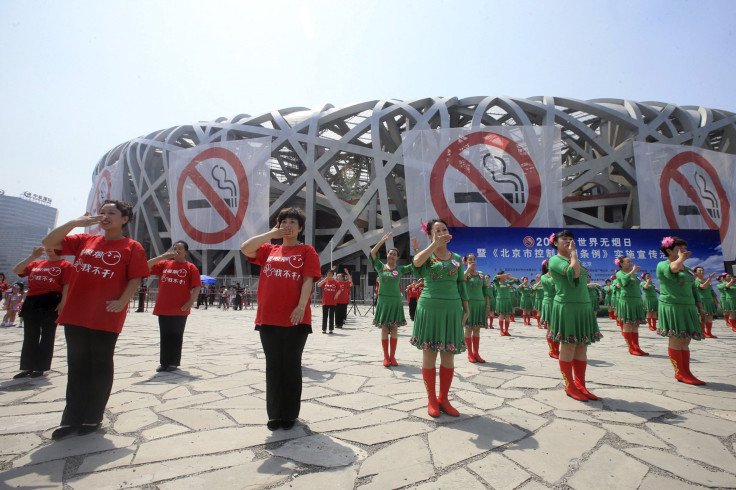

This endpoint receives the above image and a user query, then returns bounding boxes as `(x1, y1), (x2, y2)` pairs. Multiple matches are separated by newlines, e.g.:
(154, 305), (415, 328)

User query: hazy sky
(2, 0), (735, 226)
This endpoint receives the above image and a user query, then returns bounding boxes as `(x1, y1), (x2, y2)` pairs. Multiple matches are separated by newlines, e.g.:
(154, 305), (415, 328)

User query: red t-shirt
(20, 259), (74, 296)
(336, 280), (351, 304)
(248, 243), (321, 327)
(57, 234), (150, 333)
(151, 260), (202, 316)
(320, 280), (339, 306)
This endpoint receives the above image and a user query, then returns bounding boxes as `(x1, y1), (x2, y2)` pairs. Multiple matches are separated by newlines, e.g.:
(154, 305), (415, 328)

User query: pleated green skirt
(410, 297), (466, 353)
(466, 299), (488, 329)
(548, 300), (602, 345)
(616, 296), (646, 324)
(372, 296), (406, 328)
(658, 302), (703, 340)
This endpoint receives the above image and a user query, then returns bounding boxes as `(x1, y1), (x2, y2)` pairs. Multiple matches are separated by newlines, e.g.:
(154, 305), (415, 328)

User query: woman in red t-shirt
(241, 207), (321, 431)
(335, 269), (353, 329)
(12, 246), (73, 378)
(42, 200), (149, 440)
(317, 268), (340, 333)
(147, 240), (202, 373)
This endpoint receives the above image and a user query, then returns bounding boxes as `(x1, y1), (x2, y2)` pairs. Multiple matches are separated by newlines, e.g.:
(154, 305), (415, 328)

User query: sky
(2, 0), (735, 227)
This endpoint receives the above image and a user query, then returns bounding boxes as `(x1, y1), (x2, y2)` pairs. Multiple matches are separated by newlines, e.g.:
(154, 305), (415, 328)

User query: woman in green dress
(540, 260), (559, 358)
(411, 219), (469, 417)
(371, 231), (413, 367)
(693, 266), (718, 338)
(494, 272), (519, 336)
(603, 278), (614, 319)
(615, 256), (648, 356)
(518, 277), (534, 326)
(533, 274), (544, 328)
(640, 272), (659, 331)
(657, 236), (706, 385)
(548, 230), (602, 401)
(484, 275), (497, 329)
(611, 276), (623, 331)
(463, 253), (490, 363)
(717, 273), (736, 331)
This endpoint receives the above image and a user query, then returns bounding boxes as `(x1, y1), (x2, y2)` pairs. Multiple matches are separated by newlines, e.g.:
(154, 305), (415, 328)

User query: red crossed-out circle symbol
(430, 132), (541, 227)
(177, 147), (249, 245)
(660, 151), (730, 241)
(523, 236), (535, 248)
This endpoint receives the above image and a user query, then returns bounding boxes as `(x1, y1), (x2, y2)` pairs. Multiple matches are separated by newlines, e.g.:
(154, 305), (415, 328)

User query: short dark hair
(101, 200), (134, 222)
(425, 218), (448, 236)
(173, 240), (189, 251)
(660, 236), (687, 255)
(551, 229), (575, 248)
(276, 207), (306, 229)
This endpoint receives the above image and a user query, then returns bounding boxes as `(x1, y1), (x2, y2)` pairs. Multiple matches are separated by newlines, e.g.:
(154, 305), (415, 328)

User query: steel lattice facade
(90, 96), (736, 276)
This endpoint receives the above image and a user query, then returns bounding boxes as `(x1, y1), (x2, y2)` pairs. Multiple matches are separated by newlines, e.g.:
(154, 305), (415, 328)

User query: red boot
(622, 332), (639, 355)
(381, 339), (390, 367)
(632, 332), (649, 355)
(472, 336), (485, 363)
(668, 348), (686, 382)
(547, 339), (559, 359)
(437, 366), (460, 416)
(466, 336), (476, 363)
(680, 350), (706, 385)
(553, 341), (560, 358)
(704, 322), (716, 338)
(389, 337), (398, 366)
(505, 320), (511, 336)
(559, 360), (587, 401)
(652, 317), (658, 331)
(572, 359), (598, 400)
(647, 318), (656, 331)
(422, 368), (440, 417)
(489, 316), (495, 329)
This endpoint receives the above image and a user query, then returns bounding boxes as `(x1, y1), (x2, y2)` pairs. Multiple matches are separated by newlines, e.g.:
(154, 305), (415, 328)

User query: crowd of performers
(6, 202), (736, 437)
(370, 220), (736, 417)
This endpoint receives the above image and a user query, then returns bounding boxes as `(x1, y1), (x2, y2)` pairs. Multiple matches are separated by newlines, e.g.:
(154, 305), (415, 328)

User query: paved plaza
(1, 304), (736, 489)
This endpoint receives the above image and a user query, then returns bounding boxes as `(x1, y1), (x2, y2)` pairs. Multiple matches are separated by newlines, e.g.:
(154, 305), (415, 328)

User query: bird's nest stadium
(89, 96), (736, 283)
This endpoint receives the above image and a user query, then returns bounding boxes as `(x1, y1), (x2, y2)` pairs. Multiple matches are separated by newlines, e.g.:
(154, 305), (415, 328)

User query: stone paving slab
(1, 308), (736, 488)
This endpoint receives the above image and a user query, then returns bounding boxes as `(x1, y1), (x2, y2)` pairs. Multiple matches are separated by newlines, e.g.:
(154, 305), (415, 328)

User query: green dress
(494, 278), (519, 315)
(485, 282), (496, 312)
(695, 280), (717, 315)
(410, 253), (468, 353)
(604, 284), (613, 307)
(533, 283), (544, 314)
(615, 270), (646, 324)
(587, 285), (601, 313)
(371, 255), (413, 328)
(540, 274), (555, 329)
(464, 270), (489, 329)
(548, 255), (602, 345)
(641, 282), (658, 312)
(611, 279), (621, 312)
(519, 284), (533, 310)
(656, 261), (703, 340)
(717, 282), (734, 312)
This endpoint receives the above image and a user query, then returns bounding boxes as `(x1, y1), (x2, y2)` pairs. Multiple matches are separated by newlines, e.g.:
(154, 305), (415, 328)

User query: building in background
(83, 96), (736, 297)
(0, 192), (58, 282)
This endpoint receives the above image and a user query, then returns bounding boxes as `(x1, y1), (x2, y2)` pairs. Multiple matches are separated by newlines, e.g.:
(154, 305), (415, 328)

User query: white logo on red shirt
(286, 255), (304, 269)
(49, 267), (62, 276)
(102, 251), (122, 266)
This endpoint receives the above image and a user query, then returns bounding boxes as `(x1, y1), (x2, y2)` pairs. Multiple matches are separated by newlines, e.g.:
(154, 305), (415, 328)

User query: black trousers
(259, 326), (309, 421)
(61, 325), (119, 426)
(19, 305), (58, 371)
(409, 298), (417, 321)
(158, 315), (187, 367)
(335, 303), (347, 327)
(322, 305), (335, 332)
(233, 295), (242, 310)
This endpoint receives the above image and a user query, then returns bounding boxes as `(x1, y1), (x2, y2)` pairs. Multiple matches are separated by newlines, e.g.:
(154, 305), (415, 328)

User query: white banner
(401, 127), (563, 243)
(634, 141), (736, 261)
(85, 161), (123, 234)
(168, 138), (271, 250)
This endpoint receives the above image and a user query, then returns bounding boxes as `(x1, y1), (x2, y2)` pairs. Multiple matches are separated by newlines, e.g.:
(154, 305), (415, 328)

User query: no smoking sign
(660, 151), (730, 240)
(176, 147), (250, 245)
(429, 131), (541, 227)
